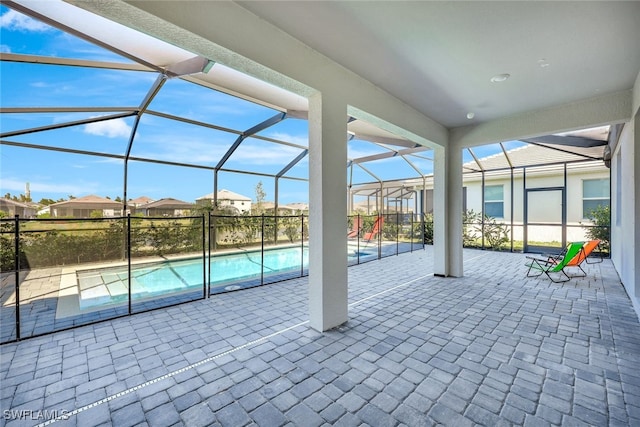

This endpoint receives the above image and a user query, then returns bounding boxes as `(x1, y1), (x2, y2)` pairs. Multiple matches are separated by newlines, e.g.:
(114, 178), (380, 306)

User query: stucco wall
(464, 165), (608, 221)
(611, 117), (639, 318)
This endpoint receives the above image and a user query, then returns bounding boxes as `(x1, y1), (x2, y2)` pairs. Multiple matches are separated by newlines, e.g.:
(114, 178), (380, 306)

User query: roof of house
(196, 189), (251, 202)
(0, 198), (34, 209)
(258, 202), (309, 211)
(463, 143), (606, 173)
(141, 198), (194, 209)
(49, 195), (123, 209)
(283, 203), (309, 211)
(129, 196), (154, 205)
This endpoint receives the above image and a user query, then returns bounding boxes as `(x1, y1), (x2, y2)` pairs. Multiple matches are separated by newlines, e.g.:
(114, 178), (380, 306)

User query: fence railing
(0, 215), (206, 344)
(0, 213), (426, 343)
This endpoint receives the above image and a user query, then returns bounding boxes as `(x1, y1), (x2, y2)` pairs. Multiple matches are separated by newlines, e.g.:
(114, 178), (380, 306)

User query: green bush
(382, 216), (398, 240)
(281, 215), (302, 243)
(482, 214), (510, 250)
(0, 218), (204, 270)
(422, 213), (434, 244)
(583, 204), (610, 253)
(463, 209), (482, 247)
(462, 210), (510, 250)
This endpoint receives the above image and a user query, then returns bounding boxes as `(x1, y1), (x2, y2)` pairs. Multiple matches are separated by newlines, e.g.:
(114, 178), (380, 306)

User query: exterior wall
(53, 207), (120, 218)
(198, 198), (251, 214)
(462, 163), (609, 245)
(219, 199), (251, 214)
(0, 201), (36, 218)
(611, 116), (639, 319)
(146, 208), (190, 217)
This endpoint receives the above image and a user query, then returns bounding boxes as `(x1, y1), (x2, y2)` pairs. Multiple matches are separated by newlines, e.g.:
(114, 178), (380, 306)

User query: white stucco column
(308, 91), (348, 332)
(433, 145), (464, 277)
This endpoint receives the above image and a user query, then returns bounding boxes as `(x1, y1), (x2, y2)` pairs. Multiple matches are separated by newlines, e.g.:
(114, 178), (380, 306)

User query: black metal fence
(0, 213), (426, 344)
(0, 215), (206, 344)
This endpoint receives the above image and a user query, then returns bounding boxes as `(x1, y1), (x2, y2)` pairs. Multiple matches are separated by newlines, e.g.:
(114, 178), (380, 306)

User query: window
(583, 178), (610, 218)
(484, 185), (504, 218)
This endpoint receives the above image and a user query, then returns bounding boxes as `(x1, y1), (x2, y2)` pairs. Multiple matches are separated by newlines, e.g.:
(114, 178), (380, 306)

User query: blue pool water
(76, 246), (309, 309)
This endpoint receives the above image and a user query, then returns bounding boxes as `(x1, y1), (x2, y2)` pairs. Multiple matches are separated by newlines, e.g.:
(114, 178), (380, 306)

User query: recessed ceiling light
(537, 59), (550, 68)
(466, 112), (475, 119)
(490, 73), (510, 83)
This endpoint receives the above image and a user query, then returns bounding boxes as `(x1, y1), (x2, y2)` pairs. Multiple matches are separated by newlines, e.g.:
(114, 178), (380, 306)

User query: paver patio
(1, 247), (639, 426)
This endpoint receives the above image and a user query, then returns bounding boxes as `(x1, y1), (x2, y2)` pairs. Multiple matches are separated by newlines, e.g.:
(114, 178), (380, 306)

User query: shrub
(422, 213), (434, 244)
(482, 214), (510, 250)
(463, 209), (482, 247)
(583, 204), (610, 254)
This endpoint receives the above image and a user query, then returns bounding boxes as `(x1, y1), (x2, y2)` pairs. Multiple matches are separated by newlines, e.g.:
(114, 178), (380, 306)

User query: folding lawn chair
(525, 241), (585, 283)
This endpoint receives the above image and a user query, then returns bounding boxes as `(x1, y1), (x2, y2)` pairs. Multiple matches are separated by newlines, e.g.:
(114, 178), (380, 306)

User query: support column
(433, 145), (463, 277)
(308, 91), (348, 332)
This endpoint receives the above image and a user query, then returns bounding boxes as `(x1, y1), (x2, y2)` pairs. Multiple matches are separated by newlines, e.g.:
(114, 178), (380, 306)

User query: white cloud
(267, 132), (308, 147)
(84, 118), (132, 139)
(0, 9), (53, 32)
(230, 145), (304, 166)
(0, 44), (10, 53)
(0, 178), (97, 195)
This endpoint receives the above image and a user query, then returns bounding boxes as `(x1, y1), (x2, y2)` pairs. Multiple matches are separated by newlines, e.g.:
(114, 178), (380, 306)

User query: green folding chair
(525, 242), (585, 283)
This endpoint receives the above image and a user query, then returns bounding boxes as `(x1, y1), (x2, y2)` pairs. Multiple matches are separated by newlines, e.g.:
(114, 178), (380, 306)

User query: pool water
(76, 246), (309, 310)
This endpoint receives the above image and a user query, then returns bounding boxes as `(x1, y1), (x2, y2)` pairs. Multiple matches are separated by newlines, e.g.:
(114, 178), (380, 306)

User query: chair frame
(526, 242), (586, 283)
(347, 216), (362, 239)
(363, 216), (383, 242)
(582, 239), (603, 264)
(563, 239), (602, 278)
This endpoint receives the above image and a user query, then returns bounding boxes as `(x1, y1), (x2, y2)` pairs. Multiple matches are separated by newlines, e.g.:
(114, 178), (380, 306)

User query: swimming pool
(76, 246), (310, 310)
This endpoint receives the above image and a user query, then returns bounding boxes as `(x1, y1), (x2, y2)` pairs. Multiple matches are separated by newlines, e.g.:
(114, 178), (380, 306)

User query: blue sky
(0, 5), (524, 205)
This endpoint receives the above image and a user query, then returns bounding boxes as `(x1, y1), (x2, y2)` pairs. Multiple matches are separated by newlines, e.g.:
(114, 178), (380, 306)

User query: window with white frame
(484, 185), (504, 218)
(583, 178), (610, 219)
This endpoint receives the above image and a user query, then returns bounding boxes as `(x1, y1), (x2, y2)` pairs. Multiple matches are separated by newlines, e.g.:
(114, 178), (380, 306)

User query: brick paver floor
(1, 247), (639, 426)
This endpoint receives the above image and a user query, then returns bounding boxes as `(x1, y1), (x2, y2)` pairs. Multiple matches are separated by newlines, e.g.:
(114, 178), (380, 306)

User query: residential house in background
(283, 202), (309, 214)
(196, 189), (251, 214)
(140, 198), (194, 217)
(262, 202), (309, 215)
(0, 198), (37, 218)
(127, 196), (154, 215)
(49, 195), (122, 218)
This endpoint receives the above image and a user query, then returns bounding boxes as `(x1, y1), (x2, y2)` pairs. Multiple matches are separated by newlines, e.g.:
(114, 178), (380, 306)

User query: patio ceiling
(238, 1), (640, 129)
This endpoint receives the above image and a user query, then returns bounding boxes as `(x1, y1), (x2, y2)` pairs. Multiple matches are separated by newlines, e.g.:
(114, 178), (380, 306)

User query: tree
(38, 198), (57, 205)
(2, 193), (32, 203)
(254, 181), (266, 214)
